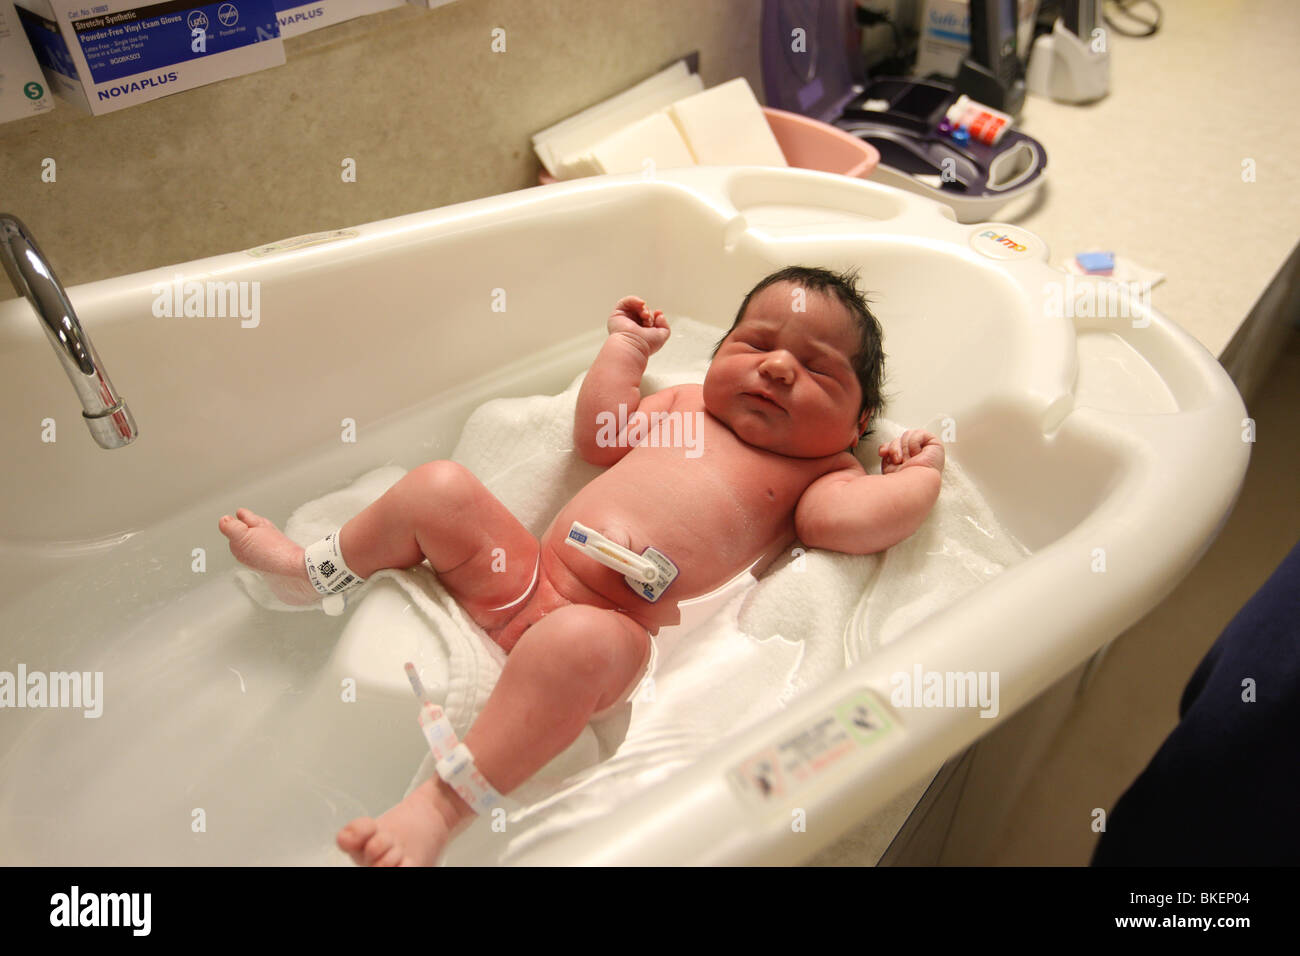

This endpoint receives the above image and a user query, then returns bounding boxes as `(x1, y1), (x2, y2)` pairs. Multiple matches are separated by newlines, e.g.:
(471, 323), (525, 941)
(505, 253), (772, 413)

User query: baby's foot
(336, 779), (455, 867)
(218, 508), (322, 606)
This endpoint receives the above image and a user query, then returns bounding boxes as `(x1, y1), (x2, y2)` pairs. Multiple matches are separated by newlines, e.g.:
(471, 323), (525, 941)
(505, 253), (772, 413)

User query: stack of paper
(534, 66), (787, 179)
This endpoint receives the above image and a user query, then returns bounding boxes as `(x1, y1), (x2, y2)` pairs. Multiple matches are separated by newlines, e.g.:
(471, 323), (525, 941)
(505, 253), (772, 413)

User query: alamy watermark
(1043, 276), (1152, 327)
(890, 664), (999, 718)
(49, 886), (150, 935)
(151, 274), (260, 328)
(594, 403), (704, 459)
(0, 665), (103, 718)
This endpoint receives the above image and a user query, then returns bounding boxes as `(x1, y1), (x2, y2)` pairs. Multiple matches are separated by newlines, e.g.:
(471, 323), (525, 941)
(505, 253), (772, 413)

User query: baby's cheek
(700, 376), (731, 418)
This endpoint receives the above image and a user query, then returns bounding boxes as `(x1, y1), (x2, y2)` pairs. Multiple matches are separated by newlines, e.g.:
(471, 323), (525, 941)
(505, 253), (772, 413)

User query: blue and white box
(12, 0), (83, 105)
(274, 0), (403, 39)
(1, 0), (55, 122)
(16, 0), (284, 113)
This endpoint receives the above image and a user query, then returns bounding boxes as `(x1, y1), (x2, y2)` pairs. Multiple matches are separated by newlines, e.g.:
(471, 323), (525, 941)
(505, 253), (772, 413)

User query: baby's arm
(795, 430), (945, 554)
(574, 296), (672, 466)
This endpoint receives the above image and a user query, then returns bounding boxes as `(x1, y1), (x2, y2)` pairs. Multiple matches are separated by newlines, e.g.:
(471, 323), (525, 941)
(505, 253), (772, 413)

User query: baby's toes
(218, 514), (249, 539)
(361, 829), (398, 867)
(336, 818), (378, 861)
(235, 508), (276, 529)
(375, 843), (406, 867)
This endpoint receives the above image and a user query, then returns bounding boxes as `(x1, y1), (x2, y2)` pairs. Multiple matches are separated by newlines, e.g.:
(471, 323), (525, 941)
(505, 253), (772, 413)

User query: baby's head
(703, 266), (886, 458)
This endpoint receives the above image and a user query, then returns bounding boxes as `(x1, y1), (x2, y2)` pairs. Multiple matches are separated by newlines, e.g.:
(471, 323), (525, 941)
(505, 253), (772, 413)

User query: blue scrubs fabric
(1092, 538), (1300, 865)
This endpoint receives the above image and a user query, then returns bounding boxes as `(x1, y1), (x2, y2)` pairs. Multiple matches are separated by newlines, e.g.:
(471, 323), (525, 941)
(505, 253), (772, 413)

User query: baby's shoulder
(836, 449), (867, 473)
(793, 453), (865, 507)
(814, 450), (866, 481)
(660, 383), (702, 408)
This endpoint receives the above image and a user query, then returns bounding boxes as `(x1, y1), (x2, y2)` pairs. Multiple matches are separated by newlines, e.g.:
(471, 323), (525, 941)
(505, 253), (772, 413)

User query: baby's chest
(690, 416), (819, 509)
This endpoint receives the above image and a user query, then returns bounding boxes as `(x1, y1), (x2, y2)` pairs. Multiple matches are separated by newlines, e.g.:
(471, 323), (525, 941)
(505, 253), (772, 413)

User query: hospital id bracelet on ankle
(304, 530), (366, 616)
(435, 743), (503, 816)
(406, 661), (458, 760)
(404, 661), (500, 813)
(417, 702), (459, 762)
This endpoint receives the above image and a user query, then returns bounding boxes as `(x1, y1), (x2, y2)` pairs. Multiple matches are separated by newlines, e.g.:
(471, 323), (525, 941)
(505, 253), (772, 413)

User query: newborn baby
(219, 265), (945, 866)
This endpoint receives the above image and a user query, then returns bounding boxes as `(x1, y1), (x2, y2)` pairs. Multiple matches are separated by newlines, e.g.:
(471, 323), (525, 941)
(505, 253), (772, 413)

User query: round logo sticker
(969, 223), (1044, 260)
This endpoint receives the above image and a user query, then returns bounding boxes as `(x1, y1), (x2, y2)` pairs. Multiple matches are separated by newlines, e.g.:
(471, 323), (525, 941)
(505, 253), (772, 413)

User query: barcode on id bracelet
(329, 575), (355, 592)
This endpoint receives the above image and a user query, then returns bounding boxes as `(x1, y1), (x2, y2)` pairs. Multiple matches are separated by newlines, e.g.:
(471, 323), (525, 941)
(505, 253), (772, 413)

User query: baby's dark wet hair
(711, 265), (889, 437)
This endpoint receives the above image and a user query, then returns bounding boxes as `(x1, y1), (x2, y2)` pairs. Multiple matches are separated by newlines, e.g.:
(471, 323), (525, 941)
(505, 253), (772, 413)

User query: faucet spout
(0, 214), (138, 448)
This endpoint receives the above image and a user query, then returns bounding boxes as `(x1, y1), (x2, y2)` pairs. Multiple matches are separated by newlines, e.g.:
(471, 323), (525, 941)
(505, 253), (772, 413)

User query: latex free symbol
(24, 81), (45, 100)
(218, 3), (239, 26)
(187, 10), (209, 31)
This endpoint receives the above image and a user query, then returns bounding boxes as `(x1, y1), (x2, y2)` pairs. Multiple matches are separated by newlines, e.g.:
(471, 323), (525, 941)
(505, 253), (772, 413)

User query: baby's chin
(721, 412), (844, 458)
(716, 410), (777, 447)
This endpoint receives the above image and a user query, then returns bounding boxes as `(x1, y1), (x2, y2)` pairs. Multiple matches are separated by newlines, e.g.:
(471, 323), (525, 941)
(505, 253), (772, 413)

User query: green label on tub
(727, 688), (894, 813)
(245, 229), (359, 258)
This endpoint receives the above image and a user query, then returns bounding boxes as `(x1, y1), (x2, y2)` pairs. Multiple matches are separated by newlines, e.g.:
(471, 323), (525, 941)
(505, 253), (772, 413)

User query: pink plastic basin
(538, 105), (879, 185)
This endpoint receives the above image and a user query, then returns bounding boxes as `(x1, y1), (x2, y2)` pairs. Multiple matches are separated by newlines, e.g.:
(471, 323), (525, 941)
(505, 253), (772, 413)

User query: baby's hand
(608, 295), (670, 356)
(878, 429), (945, 475)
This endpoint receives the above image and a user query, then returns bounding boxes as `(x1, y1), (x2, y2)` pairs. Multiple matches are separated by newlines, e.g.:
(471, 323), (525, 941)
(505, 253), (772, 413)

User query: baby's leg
(220, 460), (538, 612)
(336, 604), (651, 866)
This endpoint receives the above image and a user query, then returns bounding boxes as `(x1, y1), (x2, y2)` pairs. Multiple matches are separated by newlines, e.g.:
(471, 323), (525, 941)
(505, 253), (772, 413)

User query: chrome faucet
(0, 214), (137, 448)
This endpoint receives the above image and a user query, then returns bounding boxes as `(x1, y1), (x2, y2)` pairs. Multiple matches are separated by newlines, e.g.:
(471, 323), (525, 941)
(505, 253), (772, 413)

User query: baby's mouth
(742, 391), (783, 411)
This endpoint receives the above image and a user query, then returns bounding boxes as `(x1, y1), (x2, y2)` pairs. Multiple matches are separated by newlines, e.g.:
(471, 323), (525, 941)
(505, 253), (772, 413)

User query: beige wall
(0, 0), (762, 301)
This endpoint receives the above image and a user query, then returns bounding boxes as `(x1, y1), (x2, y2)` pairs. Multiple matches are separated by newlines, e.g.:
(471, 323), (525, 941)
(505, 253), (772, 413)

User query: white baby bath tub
(0, 167), (1248, 865)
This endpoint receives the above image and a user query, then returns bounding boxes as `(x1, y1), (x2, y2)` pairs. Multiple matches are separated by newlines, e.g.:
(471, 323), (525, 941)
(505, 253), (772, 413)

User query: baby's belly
(540, 479), (795, 632)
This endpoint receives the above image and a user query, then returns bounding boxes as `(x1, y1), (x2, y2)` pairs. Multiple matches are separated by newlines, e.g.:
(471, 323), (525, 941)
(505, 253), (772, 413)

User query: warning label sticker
(728, 688), (894, 812)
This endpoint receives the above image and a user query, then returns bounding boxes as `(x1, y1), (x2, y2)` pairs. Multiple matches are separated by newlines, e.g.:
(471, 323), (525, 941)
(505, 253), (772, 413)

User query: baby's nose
(759, 352), (796, 381)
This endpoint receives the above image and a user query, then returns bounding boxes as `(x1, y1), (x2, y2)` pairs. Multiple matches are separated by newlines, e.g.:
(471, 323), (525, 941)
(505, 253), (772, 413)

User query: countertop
(994, 0), (1299, 359)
